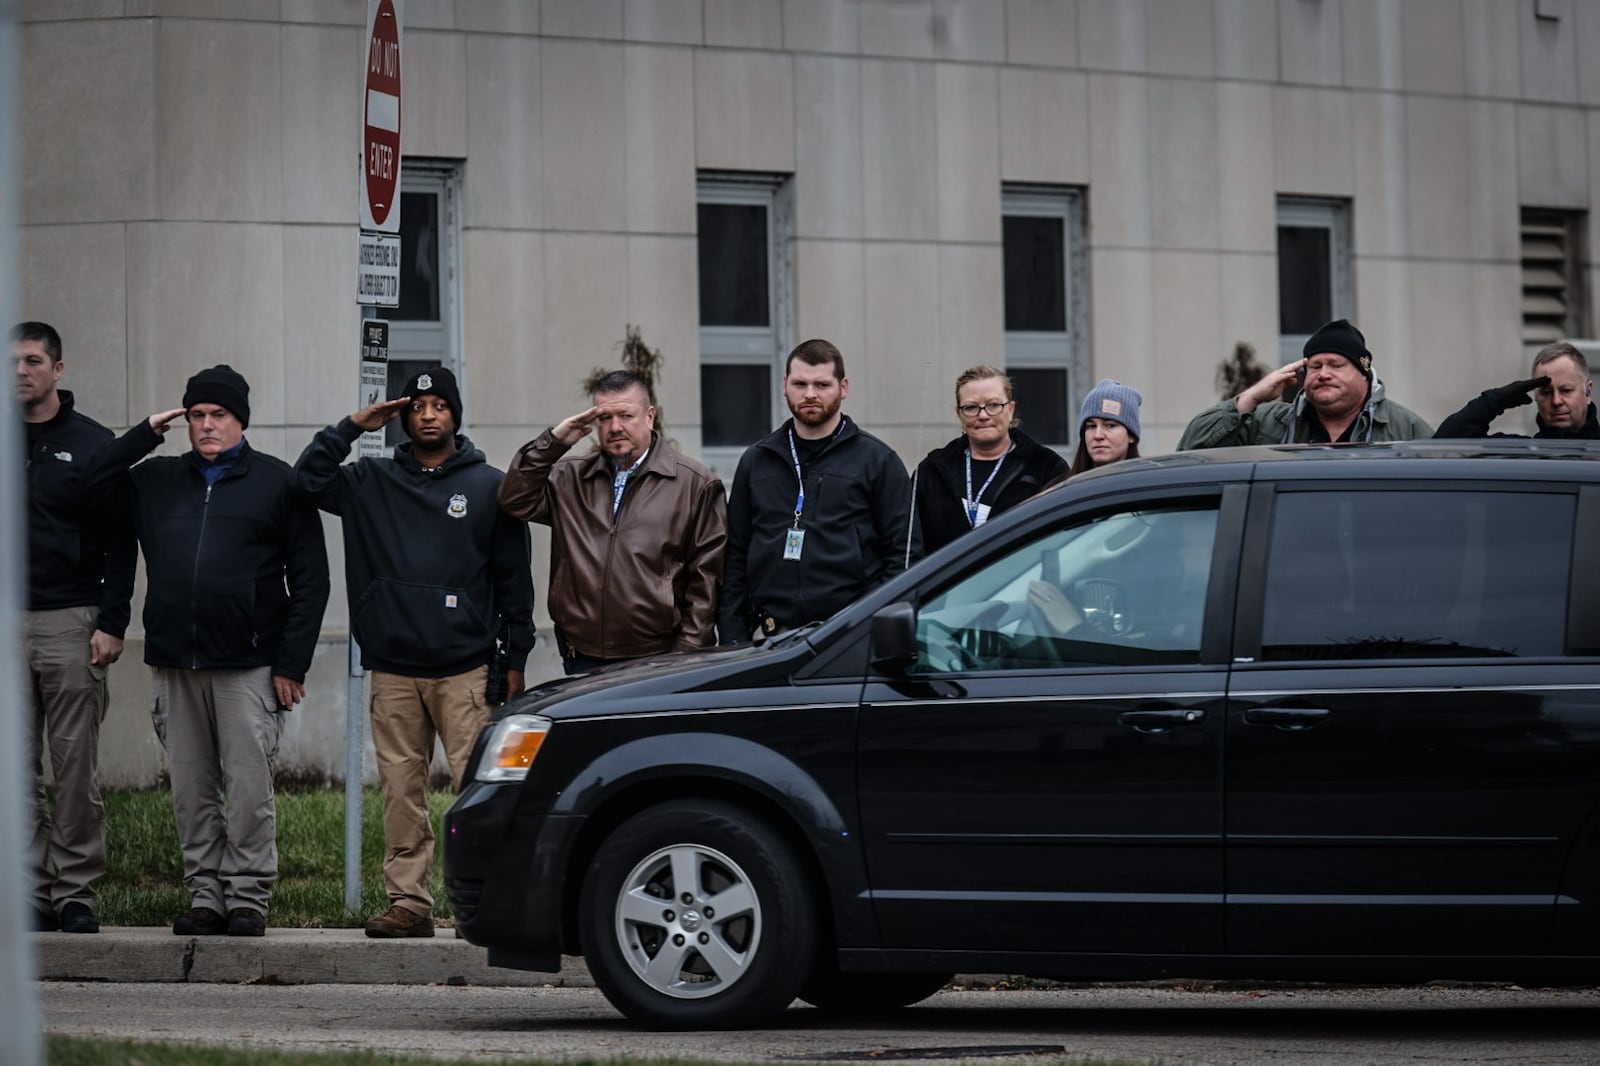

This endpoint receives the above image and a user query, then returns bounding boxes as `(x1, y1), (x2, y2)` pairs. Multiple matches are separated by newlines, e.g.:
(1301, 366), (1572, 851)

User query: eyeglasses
(957, 400), (1012, 418)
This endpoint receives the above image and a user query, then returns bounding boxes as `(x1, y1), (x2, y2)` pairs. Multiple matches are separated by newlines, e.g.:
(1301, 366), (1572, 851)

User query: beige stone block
(1274, 87), (1352, 198)
(1587, 112), (1600, 266)
(1579, 0), (1600, 105)
(1466, 101), (1518, 263)
(794, 239), (867, 383)
(408, 0), (459, 30)
(1216, 82), (1275, 253)
(625, 0), (703, 44)
(1400, 0), (1465, 95)
(1467, 261), (1525, 386)
(795, 55), (864, 239)
(1278, 0), (1341, 86)
(1217, 252), (1280, 375)
(1341, 0), (1403, 90)
(1404, 96), (1470, 260)
(454, 0), (541, 33)
(862, 60), (939, 240)
(1406, 259), (1476, 419)
(999, 68), (1089, 186)
(1149, 252), (1222, 441)
(465, 33), (540, 230)
(626, 236), (701, 429)
(541, 40), (627, 231)
(283, 226), (360, 428)
(17, 224), (128, 415)
(283, 23), (361, 225)
(934, 0), (1005, 61)
(1350, 92), (1408, 259)
(1088, 249), (1154, 401)
(1078, 0), (1145, 73)
(1147, 0), (1214, 78)
(694, 49), (796, 173)
(1004, 0), (1077, 67)
(540, 0), (622, 37)
(144, 0), (276, 16)
(1520, 0), (1578, 103)
(705, 0), (783, 48)
(126, 223), (285, 426)
(1517, 104), (1588, 209)
(1088, 74), (1151, 248)
(19, 0), (119, 18)
(937, 65), (1000, 244)
(542, 234), (629, 398)
(1351, 256), (1414, 405)
(157, 20), (281, 222)
(1461, 0), (1520, 98)
(625, 45), (695, 234)
(282, 0), (364, 23)
(862, 243), (940, 427)
(782, 0), (859, 53)
(405, 31), (469, 160)
(860, 0), (935, 58)
(937, 244), (1005, 406)
(19, 19), (155, 225)
(1215, 0), (1277, 81)
(1149, 79), (1218, 252)
(461, 230), (546, 428)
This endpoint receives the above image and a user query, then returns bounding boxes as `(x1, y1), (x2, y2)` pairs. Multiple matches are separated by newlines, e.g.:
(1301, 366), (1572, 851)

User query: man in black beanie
(295, 365), (534, 939)
(1180, 318), (1433, 448)
(87, 365), (330, 939)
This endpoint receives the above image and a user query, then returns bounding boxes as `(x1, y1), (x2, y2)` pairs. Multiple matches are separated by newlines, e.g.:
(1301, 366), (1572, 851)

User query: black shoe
(59, 902), (98, 934)
(172, 907), (227, 936)
(33, 907), (58, 933)
(226, 908), (265, 937)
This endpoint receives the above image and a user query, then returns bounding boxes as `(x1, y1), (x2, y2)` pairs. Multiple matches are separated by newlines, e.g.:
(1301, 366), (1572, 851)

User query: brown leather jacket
(498, 429), (727, 660)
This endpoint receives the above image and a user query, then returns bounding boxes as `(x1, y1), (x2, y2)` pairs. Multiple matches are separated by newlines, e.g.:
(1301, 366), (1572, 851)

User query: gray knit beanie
(1079, 379), (1142, 440)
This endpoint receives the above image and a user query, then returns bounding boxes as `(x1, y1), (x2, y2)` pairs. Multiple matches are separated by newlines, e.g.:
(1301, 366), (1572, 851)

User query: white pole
(0, 0), (44, 1061)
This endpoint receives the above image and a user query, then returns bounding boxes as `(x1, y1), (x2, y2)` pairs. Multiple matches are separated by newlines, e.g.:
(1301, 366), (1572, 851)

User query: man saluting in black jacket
(92, 365), (330, 939)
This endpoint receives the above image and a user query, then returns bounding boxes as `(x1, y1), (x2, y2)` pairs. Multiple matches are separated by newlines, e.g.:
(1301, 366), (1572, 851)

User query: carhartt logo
(53, 451), (72, 462)
(417, 373), (433, 391)
(447, 493), (468, 518)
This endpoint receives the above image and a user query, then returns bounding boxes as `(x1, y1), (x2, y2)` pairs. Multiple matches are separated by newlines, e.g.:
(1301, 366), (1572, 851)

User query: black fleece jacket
(93, 422), (330, 680)
(913, 429), (1069, 555)
(24, 391), (136, 635)
(1435, 392), (1600, 440)
(296, 419), (535, 678)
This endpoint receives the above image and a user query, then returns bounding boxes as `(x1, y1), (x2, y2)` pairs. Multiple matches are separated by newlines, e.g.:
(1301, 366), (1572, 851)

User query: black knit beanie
(1302, 319), (1372, 382)
(182, 365), (251, 428)
(399, 366), (463, 437)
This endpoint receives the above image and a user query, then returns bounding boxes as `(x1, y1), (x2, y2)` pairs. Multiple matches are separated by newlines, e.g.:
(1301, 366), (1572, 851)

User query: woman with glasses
(1066, 379), (1142, 477)
(914, 365), (1069, 555)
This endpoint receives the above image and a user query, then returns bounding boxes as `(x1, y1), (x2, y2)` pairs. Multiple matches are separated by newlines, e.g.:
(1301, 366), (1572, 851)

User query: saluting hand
(1236, 359), (1306, 415)
(552, 406), (601, 446)
(1490, 376), (1551, 410)
(352, 396), (411, 432)
(147, 408), (188, 435)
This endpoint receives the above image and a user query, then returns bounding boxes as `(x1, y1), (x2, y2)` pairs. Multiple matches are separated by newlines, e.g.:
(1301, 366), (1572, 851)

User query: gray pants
(152, 666), (283, 916)
(26, 605), (109, 916)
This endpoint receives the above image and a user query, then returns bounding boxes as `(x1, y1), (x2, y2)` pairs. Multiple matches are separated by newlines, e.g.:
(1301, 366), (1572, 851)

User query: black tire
(579, 799), (817, 1030)
(799, 968), (952, 1015)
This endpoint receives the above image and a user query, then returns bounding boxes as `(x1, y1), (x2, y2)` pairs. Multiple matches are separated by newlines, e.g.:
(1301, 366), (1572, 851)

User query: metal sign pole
(345, 637), (363, 913)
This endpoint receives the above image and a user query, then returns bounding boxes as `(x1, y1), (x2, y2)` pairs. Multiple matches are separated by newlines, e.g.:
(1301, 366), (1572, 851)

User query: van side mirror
(869, 602), (918, 674)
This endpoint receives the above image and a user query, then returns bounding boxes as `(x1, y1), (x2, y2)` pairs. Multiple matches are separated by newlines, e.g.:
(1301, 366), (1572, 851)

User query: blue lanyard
(786, 430), (805, 528)
(964, 446), (1009, 528)
(611, 448), (649, 519)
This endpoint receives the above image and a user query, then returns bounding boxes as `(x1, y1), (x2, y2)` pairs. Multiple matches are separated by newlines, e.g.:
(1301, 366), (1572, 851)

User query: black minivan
(444, 442), (1600, 1029)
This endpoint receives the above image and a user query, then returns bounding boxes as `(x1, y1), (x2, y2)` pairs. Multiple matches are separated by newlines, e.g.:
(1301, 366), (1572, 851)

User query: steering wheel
(919, 618), (982, 672)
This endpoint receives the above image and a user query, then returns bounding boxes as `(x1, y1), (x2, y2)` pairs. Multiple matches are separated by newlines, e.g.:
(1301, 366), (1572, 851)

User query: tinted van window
(1260, 490), (1573, 660)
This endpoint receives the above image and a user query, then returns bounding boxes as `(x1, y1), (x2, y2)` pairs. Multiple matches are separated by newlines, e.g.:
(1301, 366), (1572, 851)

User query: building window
(1521, 208), (1589, 358)
(698, 174), (792, 468)
(1276, 197), (1352, 364)
(1003, 187), (1087, 448)
(381, 162), (463, 445)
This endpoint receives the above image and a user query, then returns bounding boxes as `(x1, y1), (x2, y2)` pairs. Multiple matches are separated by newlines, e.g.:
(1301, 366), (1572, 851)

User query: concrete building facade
(17, 0), (1600, 783)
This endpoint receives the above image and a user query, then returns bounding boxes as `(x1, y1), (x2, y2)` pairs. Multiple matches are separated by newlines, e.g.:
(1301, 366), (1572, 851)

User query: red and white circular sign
(361, 0), (402, 232)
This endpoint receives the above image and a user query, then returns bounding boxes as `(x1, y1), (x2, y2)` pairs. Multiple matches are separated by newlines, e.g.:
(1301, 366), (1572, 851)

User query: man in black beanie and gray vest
(295, 365), (534, 939)
(89, 364), (330, 938)
(1179, 318), (1433, 448)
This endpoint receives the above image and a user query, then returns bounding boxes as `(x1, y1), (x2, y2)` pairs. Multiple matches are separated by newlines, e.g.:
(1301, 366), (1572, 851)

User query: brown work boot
(364, 905), (434, 939)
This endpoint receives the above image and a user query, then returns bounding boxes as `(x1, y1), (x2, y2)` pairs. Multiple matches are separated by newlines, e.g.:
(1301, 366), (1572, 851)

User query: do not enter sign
(361, 0), (402, 233)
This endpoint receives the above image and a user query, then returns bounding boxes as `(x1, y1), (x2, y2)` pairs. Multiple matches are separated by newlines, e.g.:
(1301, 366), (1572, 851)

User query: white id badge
(783, 527), (806, 561)
(964, 499), (993, 527)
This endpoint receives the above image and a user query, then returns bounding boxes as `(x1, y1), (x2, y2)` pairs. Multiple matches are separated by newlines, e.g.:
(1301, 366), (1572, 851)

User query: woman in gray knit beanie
(1067, 379), (1142, 476)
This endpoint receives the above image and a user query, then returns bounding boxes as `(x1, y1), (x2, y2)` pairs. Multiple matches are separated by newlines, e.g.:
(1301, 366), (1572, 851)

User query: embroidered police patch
(447, 493), (468, 518)
(54, 451), (72, 462)
(417, 373), (433, 391)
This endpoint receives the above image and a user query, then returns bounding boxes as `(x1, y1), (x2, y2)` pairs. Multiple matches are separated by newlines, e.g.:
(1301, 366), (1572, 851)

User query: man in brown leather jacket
(499, 370), (728, 674)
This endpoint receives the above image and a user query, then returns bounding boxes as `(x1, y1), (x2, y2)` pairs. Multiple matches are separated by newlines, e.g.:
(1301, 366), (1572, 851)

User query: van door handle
(1242, 707), (1331, 731)
(1119, 708), (1206, 733)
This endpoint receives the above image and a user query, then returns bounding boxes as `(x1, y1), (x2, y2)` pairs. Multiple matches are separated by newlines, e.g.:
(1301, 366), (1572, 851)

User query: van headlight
(476, 714), (552, 782)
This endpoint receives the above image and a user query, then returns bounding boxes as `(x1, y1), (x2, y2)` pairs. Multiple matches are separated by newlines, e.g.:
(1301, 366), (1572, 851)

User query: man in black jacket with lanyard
(15, 321), (136, 935)
(95, 365), (329, 938)
(296, 366), (534, 939)
(720, 339), (917, 642)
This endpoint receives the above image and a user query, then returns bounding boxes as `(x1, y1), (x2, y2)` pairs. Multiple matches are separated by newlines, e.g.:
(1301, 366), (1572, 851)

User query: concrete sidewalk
(33, 927), (594, 987)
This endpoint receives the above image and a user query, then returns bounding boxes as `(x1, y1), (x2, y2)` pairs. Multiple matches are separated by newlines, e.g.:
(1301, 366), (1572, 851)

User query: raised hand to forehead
(352, 395), (412, 432)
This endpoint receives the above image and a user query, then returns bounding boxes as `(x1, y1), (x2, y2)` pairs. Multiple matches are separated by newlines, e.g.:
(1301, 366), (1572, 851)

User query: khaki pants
(153, 666), (283, 916)
(25, 605), (109, 916)
(370, 666), (490, 916)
